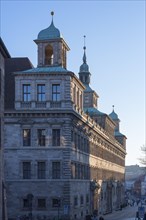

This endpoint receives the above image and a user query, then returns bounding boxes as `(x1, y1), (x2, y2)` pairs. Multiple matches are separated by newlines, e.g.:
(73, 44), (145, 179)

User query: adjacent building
(0, 37), (33, 220)
(0, 37), (11, 220)
(4, 13), (126, 220)
(125, 165), (146, 199)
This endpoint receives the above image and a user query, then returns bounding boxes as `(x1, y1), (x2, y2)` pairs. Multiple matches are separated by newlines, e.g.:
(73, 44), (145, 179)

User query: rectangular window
(77, 90), (79, 106)
(81, 165), (84, 179)
(74, 196), (78, 207)
(52, 129), (60, 146)
(77, 164), (80, 179)
(52, 84), (60, 101)
(80, 195), (84, 205)
(37, 162), (46, 179)
(37, 84), (45, 101)
(80, 93), (82, 108)
(85, 95), (89, 104)
(78, 134), (80, 149)
(52, 162), (61, 179)
(71, 130), (74, 142)
(38, 129), (46, 146)
(81, 137), (84, 150)
(86, 194), (89, 204)
(23, 198), (29, 208)
(84, 138), (87, 152)
(52, 198), (61, 208)
(73, 86), (76, 103)
(23, 162), (31, 179)
(23, 84), (31, 102)
(75, 163), (78, 179)
(74, 133), (77, 149)
(37, 198), (46, 209)
(71, 162), (75, 179)
(23, 129), (31, 146)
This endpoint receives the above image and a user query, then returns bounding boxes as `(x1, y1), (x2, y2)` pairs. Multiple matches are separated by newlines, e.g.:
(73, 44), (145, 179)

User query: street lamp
(27, 193), (34, 220)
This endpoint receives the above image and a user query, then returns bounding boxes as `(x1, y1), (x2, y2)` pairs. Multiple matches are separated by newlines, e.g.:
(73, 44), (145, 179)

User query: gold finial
(51, 11), (54, 16)
(51, 11), (54, 23)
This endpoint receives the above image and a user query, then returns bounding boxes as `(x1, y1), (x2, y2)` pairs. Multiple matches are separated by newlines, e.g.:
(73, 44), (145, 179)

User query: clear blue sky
(1, 0), (145, 166)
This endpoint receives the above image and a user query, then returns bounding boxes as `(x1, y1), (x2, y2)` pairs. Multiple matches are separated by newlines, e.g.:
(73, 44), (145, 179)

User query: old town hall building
(4, 12), (126, 220)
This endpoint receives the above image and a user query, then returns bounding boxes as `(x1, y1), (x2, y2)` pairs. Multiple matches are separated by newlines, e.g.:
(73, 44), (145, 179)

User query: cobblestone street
(103, 205), (144, 220)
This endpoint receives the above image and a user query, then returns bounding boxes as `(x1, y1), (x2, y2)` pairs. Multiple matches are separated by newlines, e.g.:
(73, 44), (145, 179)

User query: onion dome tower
(109, 105), (120, 132)
(34, 11), (70, 68)
(109, 106), (127, 146)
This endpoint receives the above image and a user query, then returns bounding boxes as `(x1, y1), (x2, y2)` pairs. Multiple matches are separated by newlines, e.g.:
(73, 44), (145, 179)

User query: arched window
(45, 45), (53, 65)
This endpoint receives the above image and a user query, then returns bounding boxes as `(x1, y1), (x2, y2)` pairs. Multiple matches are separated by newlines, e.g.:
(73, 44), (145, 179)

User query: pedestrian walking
(91, 214), (98, 220)
(143, 212), (146, 220)
(135, 211), (141, 220)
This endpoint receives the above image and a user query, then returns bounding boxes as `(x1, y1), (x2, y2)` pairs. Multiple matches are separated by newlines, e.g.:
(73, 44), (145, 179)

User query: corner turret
(109, 106), (127, 146)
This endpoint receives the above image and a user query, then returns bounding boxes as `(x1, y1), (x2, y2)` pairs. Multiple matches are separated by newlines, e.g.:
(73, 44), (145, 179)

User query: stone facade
(4, 14), (126, 220)
(0, 37), (11, 220)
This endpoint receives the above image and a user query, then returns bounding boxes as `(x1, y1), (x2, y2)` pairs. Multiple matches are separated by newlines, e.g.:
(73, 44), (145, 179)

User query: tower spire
(83, 35), (87, 64)
(78, 35), (91, 84)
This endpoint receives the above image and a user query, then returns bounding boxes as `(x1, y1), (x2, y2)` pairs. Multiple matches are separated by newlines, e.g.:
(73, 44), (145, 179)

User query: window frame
(22, 198), (29, 210)
(37, 161), (46, 179)
(52, 198), (61, 208)
(23, 129), (31, 146)
(22, 161), (31, 179)
(37, 198), (46, 209)
(52, 161), (61, 179)
(86, 194), (89, 204)
(23, 84), (31, 102)
(37, 129), (46, 146)
(74, 196), (78, 207)
(52, 84), (60, 101)
(80, 195), (84, 205)
(37, 84), (45, 102)
(52, 129), (60, 146)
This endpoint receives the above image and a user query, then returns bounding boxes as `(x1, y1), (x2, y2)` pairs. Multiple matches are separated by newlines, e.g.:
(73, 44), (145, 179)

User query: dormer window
(45, 44), (53, 65)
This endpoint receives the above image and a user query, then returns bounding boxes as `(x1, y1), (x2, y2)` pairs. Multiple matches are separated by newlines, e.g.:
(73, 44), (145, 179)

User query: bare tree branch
(138, 145), (146, 166)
